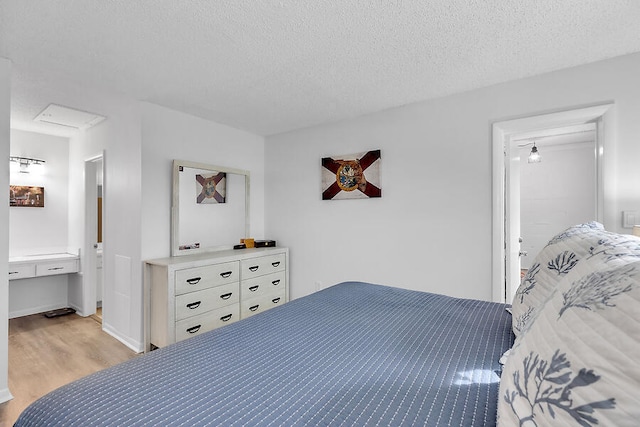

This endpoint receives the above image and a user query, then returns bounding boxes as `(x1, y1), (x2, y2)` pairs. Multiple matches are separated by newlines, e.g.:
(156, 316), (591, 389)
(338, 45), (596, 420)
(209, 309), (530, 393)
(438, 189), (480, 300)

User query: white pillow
(498, 260), (640, 426)
(511, 222), (606, 337)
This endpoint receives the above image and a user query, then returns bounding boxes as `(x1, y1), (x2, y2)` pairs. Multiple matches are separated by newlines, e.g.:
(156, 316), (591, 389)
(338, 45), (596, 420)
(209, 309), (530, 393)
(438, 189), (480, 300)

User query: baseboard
(0, 387), (14, 404)
(9, 303), (67, 319)
(102, 322), (144, 354)
(67, 301), (86, 317)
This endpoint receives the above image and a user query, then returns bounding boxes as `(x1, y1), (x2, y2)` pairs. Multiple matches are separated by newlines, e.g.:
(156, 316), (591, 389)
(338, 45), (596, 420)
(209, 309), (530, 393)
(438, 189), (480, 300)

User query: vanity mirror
(171, 160), (250, 256)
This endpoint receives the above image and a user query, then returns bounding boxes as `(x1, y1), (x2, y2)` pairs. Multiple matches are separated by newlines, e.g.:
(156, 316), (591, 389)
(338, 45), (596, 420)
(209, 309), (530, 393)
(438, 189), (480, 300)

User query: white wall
(8, 130), (72, 318)
(8, 276), (68, 319)
(519, 140), (596, 269)
(0, 57), (12, 403)
(265, 52), (640, 301)
(140, 102), (265, 261)
(9, 130), (70, 255)
(67, 100), (143, 352)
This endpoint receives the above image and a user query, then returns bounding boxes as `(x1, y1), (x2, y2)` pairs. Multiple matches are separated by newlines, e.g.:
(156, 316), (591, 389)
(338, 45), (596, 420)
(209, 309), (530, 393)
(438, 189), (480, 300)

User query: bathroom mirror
(171, 159), (250, 256)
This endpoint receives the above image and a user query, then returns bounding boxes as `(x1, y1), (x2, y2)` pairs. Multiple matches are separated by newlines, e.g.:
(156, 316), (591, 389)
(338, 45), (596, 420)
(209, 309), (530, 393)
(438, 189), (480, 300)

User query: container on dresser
(145, 247), (289, 351)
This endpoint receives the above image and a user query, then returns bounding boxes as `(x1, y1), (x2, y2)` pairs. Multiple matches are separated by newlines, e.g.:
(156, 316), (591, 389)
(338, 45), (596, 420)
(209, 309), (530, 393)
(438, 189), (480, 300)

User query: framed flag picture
(322, 150), (381, 200)
(196, 172), (226, 204)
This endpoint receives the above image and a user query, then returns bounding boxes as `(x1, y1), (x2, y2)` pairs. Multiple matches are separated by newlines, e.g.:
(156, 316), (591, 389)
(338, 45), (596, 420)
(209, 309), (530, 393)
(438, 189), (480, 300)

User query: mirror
(171, 159), (250, 256)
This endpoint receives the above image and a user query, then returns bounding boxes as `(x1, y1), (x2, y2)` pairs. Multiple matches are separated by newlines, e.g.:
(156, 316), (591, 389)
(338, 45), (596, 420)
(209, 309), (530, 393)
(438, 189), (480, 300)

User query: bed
(15, 223), (640, 426)
(15, 281), (513, 426)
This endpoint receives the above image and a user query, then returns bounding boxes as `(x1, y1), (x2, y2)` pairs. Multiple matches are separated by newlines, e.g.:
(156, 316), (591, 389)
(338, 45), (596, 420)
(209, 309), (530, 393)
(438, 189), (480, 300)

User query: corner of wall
(0, 57), (12, 402)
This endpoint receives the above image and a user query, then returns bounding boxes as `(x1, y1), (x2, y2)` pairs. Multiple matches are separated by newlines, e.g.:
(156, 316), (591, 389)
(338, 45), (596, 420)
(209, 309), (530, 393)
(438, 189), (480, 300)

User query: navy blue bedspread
(15, 282), (514, 426)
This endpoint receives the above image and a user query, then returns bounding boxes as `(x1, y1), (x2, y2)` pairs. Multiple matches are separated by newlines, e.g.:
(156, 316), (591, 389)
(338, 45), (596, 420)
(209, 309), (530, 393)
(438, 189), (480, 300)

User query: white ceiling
(1, 1), (640, 137)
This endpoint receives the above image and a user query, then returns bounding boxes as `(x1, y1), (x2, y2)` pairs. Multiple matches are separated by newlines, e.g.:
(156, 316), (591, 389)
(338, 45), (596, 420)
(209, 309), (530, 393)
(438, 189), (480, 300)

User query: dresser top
(145, 247), (288, 267)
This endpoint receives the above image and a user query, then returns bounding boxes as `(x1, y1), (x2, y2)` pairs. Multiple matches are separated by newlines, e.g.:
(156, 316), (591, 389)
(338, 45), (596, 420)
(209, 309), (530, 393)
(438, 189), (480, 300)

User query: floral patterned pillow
(498, 260), (640, 426)
(511, 222), (640, 337)
(511, 222), (606, 336)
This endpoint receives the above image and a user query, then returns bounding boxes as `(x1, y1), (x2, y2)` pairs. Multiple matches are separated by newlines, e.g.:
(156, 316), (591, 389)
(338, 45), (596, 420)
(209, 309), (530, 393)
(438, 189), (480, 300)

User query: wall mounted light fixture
(527, 142), (542, 163)
(9, 156), (46, 174)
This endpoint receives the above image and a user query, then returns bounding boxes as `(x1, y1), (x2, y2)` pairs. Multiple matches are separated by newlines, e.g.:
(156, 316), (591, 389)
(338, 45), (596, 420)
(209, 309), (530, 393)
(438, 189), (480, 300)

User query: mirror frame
(171, 159), (250, 257)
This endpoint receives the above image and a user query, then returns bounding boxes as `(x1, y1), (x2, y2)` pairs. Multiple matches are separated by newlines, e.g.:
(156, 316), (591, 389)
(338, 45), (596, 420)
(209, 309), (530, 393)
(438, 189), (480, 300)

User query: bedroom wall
(0, 57), (12, 403)
(265, 52), (640, 302)
(9, 130), (70, 255)
(9, 129), (71, 318)
(66, 90), (143, 351)
(139, 102), (266, 261)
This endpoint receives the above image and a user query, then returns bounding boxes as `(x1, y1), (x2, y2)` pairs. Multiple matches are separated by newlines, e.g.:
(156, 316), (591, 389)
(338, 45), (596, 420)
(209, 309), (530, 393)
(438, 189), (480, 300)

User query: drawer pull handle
(272, 297), (281, 304)
(249, 304), (259, 312)
(220, 293), (232, 300)
(220, 314), (233, 322)
(249, 285), (259, 292)
(271, 279), (280, 286)
(186, 325), (201, 334)
(186, 277), (201, 285)
(220, 271), (233, 278)
(271, 261), (280, 267)
(8, 271), (19, 275)
(186, 301), (201, 310)
(48, 267), (64, 271)
(249, 266), (259, 272)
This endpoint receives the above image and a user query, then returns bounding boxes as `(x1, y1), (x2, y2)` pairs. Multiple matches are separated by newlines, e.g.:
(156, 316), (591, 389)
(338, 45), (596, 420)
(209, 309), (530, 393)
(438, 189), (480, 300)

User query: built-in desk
(8, 253), (80, 319)
(8, 253), (80, 280)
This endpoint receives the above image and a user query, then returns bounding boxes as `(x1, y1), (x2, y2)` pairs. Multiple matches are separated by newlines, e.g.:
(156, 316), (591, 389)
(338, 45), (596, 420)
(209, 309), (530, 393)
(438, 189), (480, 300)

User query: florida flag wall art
(322, 150), (381, 200)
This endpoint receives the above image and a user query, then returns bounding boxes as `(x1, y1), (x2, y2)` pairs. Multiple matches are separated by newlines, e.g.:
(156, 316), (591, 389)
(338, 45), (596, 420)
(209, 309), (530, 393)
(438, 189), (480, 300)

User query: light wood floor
(0, 312), (137, 427)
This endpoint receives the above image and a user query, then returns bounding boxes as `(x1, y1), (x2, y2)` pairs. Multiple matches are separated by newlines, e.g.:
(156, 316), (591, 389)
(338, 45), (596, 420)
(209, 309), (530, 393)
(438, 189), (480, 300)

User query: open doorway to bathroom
(94, 157), (104, 322)
(84, 155), (105, 323)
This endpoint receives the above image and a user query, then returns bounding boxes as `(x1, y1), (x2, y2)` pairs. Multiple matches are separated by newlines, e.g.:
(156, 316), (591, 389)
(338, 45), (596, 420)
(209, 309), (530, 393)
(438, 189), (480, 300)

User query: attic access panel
(34, 104), (106, 129)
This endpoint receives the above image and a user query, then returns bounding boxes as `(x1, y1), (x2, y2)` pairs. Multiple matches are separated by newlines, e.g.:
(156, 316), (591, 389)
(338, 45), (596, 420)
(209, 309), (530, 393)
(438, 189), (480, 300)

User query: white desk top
(9, 253), (79, 264)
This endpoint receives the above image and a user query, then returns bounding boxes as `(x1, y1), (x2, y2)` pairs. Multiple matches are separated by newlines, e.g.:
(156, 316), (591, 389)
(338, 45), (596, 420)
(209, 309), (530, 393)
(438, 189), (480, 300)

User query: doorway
(511, 125), (597, 281)
(83, 154), (105, 320)
(491, 104), (612, 303)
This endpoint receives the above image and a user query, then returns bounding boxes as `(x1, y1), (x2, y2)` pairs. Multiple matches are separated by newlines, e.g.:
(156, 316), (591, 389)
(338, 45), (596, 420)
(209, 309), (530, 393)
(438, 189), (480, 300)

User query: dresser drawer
(241, 289), (286, 319)
(175, 304), (240, 342)
(241, 271), (285, 300)
(36, 259), (79, 277)
(175, 261), (239, 295)
(240, 254), (285, 280)
(175, 282), (239, 321)
(8, 263), (36, 280)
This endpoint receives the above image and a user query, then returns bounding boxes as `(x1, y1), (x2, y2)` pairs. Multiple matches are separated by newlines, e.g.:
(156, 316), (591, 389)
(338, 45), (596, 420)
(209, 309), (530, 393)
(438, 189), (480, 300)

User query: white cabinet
(145, 247), (289, 350)
(8, 253), (79, 280)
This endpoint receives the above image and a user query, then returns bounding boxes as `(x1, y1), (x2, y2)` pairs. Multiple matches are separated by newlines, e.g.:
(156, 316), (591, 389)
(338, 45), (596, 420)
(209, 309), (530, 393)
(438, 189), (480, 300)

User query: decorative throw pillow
(498, 260), (640, 427)
(511, 222), (606, 336)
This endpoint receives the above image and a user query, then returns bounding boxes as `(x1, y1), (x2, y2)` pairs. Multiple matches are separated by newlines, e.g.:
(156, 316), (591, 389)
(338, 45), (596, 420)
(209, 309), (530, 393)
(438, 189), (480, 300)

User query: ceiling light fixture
(527, 142), (542, 163)
(10, 156), (46, 174)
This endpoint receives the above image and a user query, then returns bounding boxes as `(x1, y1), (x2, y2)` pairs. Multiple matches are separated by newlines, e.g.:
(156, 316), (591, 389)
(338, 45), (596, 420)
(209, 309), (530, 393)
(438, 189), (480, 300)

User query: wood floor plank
(0, 313), (137, 427)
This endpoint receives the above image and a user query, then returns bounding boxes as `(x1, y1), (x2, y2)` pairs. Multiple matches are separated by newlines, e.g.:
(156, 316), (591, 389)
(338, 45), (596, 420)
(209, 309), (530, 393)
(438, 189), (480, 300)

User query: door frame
(491, 104), (612, 303)
(82, 152), (105, 316)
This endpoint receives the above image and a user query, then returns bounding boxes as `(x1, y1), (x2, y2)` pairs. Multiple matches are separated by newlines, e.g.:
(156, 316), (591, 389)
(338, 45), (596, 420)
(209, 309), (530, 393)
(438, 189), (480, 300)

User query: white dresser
(145, 247), (288, 350)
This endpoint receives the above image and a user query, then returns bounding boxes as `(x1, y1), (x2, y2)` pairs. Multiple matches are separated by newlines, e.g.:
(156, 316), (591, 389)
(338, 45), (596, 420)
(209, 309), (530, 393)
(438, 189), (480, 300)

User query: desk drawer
(175, 282), (239, 321)
(241, 254), (285, 280)
(36, 259), (78, 277)
(175, 304), (239, 342)
(241, 289), (286, 319)
(175, 261), (239, 295)
(8, 263), (36, 280)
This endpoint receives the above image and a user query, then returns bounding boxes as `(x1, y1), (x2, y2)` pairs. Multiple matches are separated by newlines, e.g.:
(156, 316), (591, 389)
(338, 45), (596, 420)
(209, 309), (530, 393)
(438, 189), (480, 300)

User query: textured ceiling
(1, 1), (640, 137)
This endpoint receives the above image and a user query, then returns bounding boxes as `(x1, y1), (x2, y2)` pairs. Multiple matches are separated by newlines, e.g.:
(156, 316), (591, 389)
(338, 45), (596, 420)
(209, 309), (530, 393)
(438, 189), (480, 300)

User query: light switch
(622, 211), (638, 228)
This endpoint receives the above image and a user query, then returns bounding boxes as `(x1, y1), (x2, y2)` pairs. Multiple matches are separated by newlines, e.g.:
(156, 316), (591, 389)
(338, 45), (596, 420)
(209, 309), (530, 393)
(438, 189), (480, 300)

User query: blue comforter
(15, 282), (514, 426)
